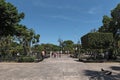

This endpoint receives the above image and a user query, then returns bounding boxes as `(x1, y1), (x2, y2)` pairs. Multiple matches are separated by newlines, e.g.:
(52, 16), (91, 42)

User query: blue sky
(6, 0), (120, 45)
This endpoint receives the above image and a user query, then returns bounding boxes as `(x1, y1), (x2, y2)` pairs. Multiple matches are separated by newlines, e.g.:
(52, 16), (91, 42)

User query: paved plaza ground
(0, 55), (120, 80)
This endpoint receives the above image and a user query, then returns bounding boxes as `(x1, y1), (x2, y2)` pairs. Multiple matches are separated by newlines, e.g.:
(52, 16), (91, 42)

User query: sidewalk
(0, 55), (119, 80)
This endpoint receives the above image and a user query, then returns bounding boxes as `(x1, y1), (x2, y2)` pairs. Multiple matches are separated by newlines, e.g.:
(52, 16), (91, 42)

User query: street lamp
(58, 38), (63, 54)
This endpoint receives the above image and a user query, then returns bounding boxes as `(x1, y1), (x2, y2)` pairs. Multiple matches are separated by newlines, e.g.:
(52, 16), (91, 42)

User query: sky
(6, 0), (120, 45)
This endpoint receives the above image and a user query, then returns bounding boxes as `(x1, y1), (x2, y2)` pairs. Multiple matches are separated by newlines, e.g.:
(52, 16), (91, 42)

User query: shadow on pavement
(74, 59), (80, 62)
(110, 66), (120, 71)
(83, 70), (99, 77)
(84, 69), (120, 80)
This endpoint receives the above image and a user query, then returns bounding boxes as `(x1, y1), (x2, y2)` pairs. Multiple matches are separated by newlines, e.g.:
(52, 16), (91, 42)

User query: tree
(81, 32), (113, 49)
(14, 24), (40, 56)
(40, 43), (60, 52)
(98, 15), (111, 33)
(81, 3), (120, 60)
(0, 0), (41, 62)
(111, 3), (120, 24)
(98, 3), (120, 38)
(111, 3), (120, 38)
(98, 3), (120, 48)
(0, 35), (16, 61)
(62, 40), (74, 53)
(0, 0), (24, 36)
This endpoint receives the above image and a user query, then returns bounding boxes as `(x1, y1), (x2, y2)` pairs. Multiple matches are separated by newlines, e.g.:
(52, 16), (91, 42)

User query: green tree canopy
(98, 3), (120, 38)
(14, 24), (40, 56)
(0, 0), (24, 36)
(98, 15), (111, 33)
(62, 40), (74, 53)
(81, 32), (113, 49)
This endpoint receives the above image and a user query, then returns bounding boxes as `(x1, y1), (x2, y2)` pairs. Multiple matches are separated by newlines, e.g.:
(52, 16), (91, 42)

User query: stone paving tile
(0, 55), (119, 80)
(63, 76), (80, 80)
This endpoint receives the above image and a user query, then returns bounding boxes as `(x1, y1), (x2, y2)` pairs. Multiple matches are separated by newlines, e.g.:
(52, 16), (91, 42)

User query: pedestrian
(42, 50), (45, 58)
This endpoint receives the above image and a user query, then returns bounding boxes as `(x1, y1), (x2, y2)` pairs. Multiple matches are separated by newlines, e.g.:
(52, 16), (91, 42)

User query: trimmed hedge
(17, 56), (35, 62)
(81, 32), (113, 49)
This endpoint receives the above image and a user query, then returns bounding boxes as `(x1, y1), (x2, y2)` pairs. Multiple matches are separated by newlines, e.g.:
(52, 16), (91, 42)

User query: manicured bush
(81, 32), (113, 49)
(17, 56), (35, 62)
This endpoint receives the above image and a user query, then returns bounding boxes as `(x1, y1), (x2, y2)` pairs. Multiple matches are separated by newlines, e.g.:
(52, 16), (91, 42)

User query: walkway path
(0, 55), (119, 80)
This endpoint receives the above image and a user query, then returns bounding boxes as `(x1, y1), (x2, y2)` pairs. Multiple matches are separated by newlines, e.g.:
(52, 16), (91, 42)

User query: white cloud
(82, 20), (100, 24)
(88, 8), (97, 14)
(88, 6), (103, 15)
(32, 1), (81, 12)
(51, 15), (71, 20)
(56, 5), (80, 11)
(39, 14), (79, 22)
(32, 1), (52, 8)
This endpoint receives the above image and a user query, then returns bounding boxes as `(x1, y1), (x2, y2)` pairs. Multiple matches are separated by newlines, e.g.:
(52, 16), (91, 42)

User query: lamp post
(77, 40), (81, 54)
(58, 38), (63, 54)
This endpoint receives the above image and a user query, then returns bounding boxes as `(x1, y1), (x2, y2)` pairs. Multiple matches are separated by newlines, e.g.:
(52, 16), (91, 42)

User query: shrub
(81, 32), (113, 49)
(17, 56), (35, 62)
